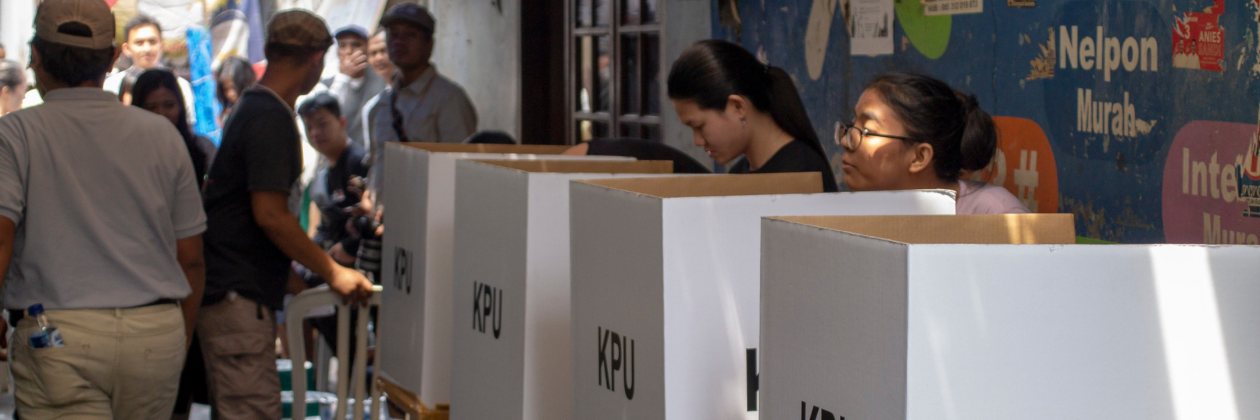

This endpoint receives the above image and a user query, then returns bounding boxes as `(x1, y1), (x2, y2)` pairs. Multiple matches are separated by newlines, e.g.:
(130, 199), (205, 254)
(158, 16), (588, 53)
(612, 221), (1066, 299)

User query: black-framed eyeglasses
(834, 121), (912, 151)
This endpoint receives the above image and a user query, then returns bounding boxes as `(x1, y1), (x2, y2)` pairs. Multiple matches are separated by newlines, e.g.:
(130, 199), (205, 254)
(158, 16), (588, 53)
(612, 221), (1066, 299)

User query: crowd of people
(0, 0), (1024, 418)
(0, 0), (480, 418)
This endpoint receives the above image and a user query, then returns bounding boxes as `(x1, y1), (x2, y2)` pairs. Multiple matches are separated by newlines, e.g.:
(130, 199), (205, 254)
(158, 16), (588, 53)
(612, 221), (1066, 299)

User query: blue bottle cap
(27, 304), (44, 315)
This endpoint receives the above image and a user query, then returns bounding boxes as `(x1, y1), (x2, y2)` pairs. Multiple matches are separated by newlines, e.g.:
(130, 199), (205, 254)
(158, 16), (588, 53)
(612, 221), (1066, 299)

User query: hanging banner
(210, 0), (266, 65)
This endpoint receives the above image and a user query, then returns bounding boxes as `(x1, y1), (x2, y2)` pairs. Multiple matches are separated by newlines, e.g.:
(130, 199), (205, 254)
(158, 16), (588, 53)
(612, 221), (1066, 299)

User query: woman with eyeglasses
(838, 72), (1027, 214)
(668, 40), (838, 192)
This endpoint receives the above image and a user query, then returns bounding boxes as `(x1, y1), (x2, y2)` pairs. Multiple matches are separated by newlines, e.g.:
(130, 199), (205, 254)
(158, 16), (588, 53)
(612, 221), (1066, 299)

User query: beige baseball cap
(34, 0), (116, 49)
(267, 9), (334, 50)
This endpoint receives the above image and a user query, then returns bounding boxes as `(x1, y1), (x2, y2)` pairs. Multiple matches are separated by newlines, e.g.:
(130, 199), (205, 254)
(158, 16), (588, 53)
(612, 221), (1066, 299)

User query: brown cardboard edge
(769, 214), (1077, 245)
(468, 159), (674, 174)
(398, 142), (571, 154)
(573, 172), (824, 198)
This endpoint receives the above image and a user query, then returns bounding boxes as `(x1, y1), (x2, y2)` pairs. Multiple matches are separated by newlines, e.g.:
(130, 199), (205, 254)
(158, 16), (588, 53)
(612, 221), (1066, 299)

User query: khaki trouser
(11, 304), (186, 420)
(197, 293), (281, 420)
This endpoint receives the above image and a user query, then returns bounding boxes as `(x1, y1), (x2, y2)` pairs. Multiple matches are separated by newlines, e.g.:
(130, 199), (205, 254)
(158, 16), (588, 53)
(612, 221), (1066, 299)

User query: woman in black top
(132, 69), (217, 189)
(666, 40), (838, 192)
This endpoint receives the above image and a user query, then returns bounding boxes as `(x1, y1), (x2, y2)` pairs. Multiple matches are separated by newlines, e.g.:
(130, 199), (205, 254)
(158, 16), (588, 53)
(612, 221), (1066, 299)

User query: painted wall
(712, 0), (1260, 244)
(428, 0), (521, 140)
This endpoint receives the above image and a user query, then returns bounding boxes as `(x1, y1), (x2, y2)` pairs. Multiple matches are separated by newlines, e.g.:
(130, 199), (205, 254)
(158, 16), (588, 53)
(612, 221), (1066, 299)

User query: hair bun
(955, 91), (979, 113)
(955, 92), (996, 172)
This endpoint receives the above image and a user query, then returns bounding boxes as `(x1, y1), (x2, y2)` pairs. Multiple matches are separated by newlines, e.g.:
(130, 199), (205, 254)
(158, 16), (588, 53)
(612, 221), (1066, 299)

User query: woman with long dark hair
(132, 69), (217, 188)
(667, 39), (837, 191)
(215, 56), (257, 125)
(838, 72), (1027, 214)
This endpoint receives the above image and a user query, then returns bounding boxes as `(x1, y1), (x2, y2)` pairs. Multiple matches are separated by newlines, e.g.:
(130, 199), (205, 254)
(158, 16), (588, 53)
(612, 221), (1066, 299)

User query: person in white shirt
(104, 14), (196, 122)
(321, 25), (386, 150)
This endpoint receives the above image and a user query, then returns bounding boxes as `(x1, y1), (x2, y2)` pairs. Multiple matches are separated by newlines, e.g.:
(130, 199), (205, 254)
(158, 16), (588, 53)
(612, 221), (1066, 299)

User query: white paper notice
(922, 0), (983, 16)
(850, 0), (894, 56)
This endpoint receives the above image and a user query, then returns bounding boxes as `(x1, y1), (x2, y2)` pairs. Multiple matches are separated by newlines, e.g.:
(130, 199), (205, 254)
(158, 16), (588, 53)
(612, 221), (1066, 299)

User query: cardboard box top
(398, 142), (572, 154)
(575, 172), (823, 198)
(770, 214), (1077, 245)
(469, 159), (674, 174)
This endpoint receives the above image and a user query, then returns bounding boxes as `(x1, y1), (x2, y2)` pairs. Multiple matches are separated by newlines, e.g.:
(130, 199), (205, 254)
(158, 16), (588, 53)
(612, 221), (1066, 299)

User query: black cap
(380, 3), (435, 36)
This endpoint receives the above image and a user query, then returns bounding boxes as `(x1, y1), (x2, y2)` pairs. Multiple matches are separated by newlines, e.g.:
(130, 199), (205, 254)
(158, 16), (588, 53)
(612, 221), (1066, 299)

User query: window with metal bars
(568, 0), (663, 144)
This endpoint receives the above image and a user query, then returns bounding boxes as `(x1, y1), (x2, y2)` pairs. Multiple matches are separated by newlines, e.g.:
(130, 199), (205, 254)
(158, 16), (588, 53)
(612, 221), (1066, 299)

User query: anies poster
(1172, 0), (1225, 71)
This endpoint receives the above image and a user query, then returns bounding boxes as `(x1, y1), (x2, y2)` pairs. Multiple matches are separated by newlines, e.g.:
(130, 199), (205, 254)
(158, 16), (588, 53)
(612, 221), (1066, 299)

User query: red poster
(1172, 0), (1224, 71)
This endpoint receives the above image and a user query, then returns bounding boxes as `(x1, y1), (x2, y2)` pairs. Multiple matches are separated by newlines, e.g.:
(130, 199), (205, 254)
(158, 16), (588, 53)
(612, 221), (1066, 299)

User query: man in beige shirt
(363, 3), (478, 204)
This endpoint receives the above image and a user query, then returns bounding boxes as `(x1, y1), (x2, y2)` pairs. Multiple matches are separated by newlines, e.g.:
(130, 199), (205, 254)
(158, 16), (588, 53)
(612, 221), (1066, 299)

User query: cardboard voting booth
(378, 143), (630, 406)
(568, 173), (959, 419)
(760, 215), (1260, 420)
(449, 160), (676, 420)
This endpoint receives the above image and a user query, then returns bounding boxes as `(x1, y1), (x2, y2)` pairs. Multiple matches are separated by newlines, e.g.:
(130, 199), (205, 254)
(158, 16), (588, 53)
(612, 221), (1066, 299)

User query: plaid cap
(34, 0), (116, 49)
(267, 9), (333, 50)
(380, 3), (436, 35)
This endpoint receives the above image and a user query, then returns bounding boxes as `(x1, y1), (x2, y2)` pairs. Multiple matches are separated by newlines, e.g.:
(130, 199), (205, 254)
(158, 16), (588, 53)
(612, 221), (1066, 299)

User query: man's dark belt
(7, 298), (180, 327)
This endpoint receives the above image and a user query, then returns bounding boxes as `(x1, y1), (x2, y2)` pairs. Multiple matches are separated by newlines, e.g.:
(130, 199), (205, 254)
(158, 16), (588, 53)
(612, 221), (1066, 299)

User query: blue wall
(712, 0), (1260, 244)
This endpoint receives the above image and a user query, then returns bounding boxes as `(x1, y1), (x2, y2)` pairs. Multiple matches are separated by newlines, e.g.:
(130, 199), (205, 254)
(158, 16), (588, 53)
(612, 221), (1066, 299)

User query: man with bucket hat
(0, 0), (208, 418)
(199, 9), (373, 419)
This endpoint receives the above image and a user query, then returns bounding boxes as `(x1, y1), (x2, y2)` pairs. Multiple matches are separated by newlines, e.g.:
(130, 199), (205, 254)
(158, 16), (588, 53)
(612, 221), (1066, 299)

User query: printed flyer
(851, 0), (894, 56)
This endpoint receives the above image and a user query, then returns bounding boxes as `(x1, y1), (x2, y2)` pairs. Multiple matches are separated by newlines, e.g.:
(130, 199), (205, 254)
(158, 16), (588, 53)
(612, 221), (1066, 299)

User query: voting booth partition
(568, 173), (959, 420)
(449, 159), (677, 420)
(377, 143), (631, 407)
(759, 215), (1260, 420)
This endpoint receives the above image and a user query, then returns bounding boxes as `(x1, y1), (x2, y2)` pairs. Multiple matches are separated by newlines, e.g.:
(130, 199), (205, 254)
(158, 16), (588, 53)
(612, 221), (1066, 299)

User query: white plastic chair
(286, 285), (383, 420)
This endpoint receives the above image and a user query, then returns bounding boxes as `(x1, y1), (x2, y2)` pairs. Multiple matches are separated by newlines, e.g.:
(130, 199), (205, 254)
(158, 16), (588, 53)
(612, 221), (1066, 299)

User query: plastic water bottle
(27, 304), (64, 349)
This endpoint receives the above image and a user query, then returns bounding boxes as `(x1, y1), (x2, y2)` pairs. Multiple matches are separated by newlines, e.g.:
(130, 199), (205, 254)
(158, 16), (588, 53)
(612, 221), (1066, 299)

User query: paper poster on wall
(851, 0), (894, 56)
(1241, 130), (1260, 217)
(1160, 120), (1260, 245)
(922, 0), (982, 16)
(1171, 0), (1224, 71)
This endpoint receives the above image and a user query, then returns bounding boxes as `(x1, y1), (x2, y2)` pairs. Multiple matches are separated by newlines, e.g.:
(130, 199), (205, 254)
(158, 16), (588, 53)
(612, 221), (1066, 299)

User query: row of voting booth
(375, 143), (1259, 420)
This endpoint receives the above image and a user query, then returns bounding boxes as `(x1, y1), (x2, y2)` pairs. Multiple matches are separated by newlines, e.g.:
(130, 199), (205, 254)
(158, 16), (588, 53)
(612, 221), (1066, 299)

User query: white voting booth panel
(378, 143), (630, 406)
(569, 173), (958, 420)
(760, 215), (1260, 420)
(449, 160), (675, 420)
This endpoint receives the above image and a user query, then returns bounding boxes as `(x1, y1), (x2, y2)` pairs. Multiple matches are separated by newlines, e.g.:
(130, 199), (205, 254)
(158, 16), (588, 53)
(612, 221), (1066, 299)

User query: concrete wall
(0, 0), (36, 68)
(661, 0), (713, 170)
(428, 0), (521, 141)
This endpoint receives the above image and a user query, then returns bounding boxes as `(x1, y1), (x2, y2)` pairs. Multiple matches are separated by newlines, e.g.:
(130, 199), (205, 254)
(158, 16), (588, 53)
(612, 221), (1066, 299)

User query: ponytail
(765, 66), (829, 164)
(866, 72), (996, 180)
(668, 40), (834, 180)
(954, 91), (997, 173)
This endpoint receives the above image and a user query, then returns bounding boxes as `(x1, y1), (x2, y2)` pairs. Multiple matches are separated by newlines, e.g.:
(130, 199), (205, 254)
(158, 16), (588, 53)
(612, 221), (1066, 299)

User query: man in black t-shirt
(299, 93), (370, 262)
(296, 93), (372, 354)
(198, 11), (373, 420)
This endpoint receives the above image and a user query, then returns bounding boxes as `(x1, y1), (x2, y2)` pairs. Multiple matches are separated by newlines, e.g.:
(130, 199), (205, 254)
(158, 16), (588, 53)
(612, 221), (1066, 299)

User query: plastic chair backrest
(286, 285), (384, 420)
